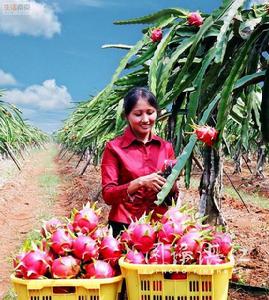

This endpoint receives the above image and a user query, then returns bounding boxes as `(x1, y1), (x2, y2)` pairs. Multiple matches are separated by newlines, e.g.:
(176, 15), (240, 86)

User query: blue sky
(0, 0), (224, 133)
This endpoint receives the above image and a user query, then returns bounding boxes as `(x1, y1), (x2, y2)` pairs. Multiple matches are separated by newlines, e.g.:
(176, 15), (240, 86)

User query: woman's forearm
(102, 183), (130, 205)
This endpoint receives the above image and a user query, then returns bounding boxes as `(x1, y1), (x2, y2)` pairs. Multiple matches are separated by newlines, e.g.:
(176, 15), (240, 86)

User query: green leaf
(215, 0), (245, 63)
(186, 47), (216, 128)
(230, 109), (243, 124)
(234, 70), (265, 89)
(184, 158), (192, 189)
(167, 16), (214, 103)
(114, 8), (188, 25)
(148, 26), (176, 95)
(239, 17), (262, 40)
(155, 134), (197, 205)
(181, 48), (216, 183)
(157, 67), (263, 204)
(157, 35), (196, 102)
(216, 24), (268, 144)
(108, 37), (148, 92)
(211, 0), (235, 19)
(241, 89), (253, 150)
(102, 44), (133, 50)
(261, 66), (269, 142)
(115, 70), (148, 86)
(127, 43), (157, 69)
(252, 90), (261, 130)
(115, 99), (124, 134)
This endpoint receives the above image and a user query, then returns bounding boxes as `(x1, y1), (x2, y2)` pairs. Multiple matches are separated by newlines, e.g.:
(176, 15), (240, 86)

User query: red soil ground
(0, 147), (268, 299)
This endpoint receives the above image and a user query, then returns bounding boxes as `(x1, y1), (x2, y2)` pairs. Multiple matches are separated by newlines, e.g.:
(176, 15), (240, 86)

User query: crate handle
(53, 286), (76, 294)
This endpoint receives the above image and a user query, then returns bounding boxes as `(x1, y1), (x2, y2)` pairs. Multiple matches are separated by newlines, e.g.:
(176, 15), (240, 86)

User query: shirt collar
(120, 126), (162, 148)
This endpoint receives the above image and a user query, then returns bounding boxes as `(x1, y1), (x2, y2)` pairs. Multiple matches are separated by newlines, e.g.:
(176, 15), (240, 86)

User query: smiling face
(126, 97), (157, 142)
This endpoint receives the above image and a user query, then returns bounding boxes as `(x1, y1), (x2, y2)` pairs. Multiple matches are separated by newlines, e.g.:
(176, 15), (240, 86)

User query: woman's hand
(127, 172), (166, 195)
(140, 173), (166, 192)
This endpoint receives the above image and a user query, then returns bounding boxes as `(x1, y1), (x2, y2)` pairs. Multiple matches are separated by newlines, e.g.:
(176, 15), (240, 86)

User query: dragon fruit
(187, 12), (204, 27)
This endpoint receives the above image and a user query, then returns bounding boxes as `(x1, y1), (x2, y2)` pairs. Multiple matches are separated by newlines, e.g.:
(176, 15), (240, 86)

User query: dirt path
(0, 144), (70, 298)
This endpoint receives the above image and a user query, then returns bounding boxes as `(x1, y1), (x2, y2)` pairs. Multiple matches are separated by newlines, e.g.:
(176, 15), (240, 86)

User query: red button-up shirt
(101, 126), (176, 224)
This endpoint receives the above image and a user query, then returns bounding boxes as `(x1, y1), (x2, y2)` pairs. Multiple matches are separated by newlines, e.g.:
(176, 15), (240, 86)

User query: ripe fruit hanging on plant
(187, 12), (203, 27)
(150, 28), (162, 42)
(193, 125), (218, 146)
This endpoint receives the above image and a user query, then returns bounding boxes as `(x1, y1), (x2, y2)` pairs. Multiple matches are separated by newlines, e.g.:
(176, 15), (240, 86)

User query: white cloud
(0, 69), (17, 85)
(3, 79), (72, 110)
(0, 0), (61, 38)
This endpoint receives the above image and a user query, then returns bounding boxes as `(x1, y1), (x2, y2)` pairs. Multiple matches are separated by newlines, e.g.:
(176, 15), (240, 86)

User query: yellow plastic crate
(119, 257), (234, 300)
(11, 274), (123, 300)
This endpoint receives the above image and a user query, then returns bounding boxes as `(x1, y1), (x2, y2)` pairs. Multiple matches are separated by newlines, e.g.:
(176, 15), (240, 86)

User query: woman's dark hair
(123, 87), (159, 116)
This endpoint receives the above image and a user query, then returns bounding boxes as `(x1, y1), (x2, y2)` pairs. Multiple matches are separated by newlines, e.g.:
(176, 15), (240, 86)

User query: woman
(101, 87), (178, 237)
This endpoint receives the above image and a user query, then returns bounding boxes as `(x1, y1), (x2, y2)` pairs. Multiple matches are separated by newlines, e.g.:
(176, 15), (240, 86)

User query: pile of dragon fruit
(121, 206), (233, 265)
(13, 202), (122, 279)
(13, 203), (233, 280)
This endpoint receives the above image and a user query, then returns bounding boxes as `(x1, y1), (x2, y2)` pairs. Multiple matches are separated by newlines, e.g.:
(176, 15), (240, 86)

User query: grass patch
(224, 185), (269, 209)
(38, 143), (61, 207)
(189, 177), (269, 209)
(2, 144), (60, 300)
(3, 289), (17, 300)
(38, 173), (60, 206)
(40, 144), (58, 168)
